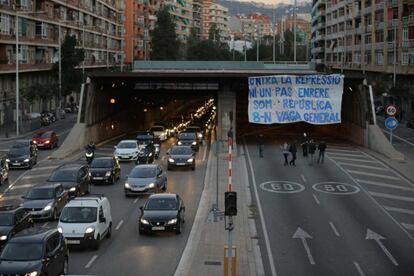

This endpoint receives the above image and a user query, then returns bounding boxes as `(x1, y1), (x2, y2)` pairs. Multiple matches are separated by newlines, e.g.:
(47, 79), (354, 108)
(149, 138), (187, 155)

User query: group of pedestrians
(281, 138), (327, 166)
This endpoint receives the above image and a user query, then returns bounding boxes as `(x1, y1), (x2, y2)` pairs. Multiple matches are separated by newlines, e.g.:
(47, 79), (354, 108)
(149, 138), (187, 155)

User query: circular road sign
(312, 182), (360, 195)
(260, 181), (305, 194)
(385, 104), (398, 116)
(385, 117), (398, 130)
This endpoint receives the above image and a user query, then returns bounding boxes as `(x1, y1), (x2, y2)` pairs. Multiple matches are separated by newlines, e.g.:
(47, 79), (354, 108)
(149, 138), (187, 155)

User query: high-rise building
(310, 0), (326, 64)
(202, 1), (229, 41)
(165, 0), (193, 42)
(193, 0), (203, 39)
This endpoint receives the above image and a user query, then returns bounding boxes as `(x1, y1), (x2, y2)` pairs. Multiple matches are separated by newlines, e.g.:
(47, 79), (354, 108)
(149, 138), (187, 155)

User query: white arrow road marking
(85, 255), (98, 269)
(292, 227), (315, 265)
(366, 229), (398, 266)
(115, 220), (124, 230)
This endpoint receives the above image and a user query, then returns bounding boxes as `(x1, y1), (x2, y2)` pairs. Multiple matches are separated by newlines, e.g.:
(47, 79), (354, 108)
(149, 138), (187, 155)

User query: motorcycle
(85, 149), (95, 164)
(154, 143), (160, 159)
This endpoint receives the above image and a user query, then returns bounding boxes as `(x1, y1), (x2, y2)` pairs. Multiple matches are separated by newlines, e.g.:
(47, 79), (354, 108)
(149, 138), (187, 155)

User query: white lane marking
(42, 222), (49, 228)
(312, 194), (320, 205)
(328, 148), (359, 154)
(31, 165), (59, 171)
(327, 152), (366, 158)
(356, 179), (414, 192)
(85, 255), (99, 269)
(384, 206), (414, 215)
(245, 144), (278, 276)
(133, 198), (138, 204)
(202, 144), (208, 162)
(115, 220), (124, 230)
(346, 170), (400, 180)
(292, 227), (315, 265)
(10, 184), (34, 190)
(369, 191), (414, 202)
(0, 194), (23, 201)
(329, 221), (340, 237)
(337, 162), (389, 171)
(300, 174), (307, 183)
(22, 174), (50, 180)
(366, 229), (398, 266)
(161, 156), (166, 161)
(382, 129), (414, 146)
(354, 261), (366, 276)
(328, 156), (379, 164)
(401, 223), (414, 230)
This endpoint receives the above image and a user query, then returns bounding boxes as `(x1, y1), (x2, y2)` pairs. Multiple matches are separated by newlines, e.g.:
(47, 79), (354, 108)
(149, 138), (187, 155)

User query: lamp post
(293, 0), (297, 63)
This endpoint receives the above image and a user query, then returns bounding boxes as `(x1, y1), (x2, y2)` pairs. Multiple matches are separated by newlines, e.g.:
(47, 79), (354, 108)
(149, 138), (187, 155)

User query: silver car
(124, 164), (167, 196)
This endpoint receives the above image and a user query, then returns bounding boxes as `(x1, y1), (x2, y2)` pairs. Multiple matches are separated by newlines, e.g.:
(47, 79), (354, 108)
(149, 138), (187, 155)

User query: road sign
(385, 117), (398, 130)
(385, 104), (398, 116)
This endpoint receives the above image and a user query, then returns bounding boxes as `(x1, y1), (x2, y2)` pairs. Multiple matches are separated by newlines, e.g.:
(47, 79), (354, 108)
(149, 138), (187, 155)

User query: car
(0, 206), (34, 247)
(136, 133), (156, 164)
(114, 140), (139, 161)
(186, 126), (203, 143)
(47, 163), (91, 197)
(6, 144), (38, 169)
(124, 164), (167, 196)
(22, 183), (69, 220)
(89, 157), (121, 184)
(177, 132), (199, 151)
(0, 153), (9, 185)
(32, 130), (59, 149)
(58, 195), (112, 250)
(167, 145), (195, 171)
(0, 228), (69, 275)
(139, 193), (185, 235)
(150, 125), (167, 141)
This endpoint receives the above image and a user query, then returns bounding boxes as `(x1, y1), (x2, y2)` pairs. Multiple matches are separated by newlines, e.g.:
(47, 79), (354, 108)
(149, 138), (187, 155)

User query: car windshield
(91, 159), (113, 168)
(34, 132), (51, 138)
(145, 198), (177, 210)
(26, 188), (54, 200)
(187, 127), (200, 132)
(13, 140), (30, 147)
(117, 142), (136, 149)
(0, 242), (43, 261)
(170, 147), (193, 155)
(0, 213), (14, 226)
(49, 170), (77, 182)
(130, 167), (157, 178)
(9, 147), (30, 156)
(150, 126), (164, 131)
(60, 207), (97, 223)
(178, 133), (196, 140)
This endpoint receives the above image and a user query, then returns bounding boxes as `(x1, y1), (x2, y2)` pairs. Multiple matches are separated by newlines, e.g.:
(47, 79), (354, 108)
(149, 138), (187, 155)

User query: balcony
(386, 0), (398, 7)
(376, 21), (385, 30)
(0, 63), (54, 74)
(364, 5), (372, 15)
(402, 39), (414, 48)
(375, 1), (385, 10)
(387, 19), (399, 28)
(402, 15), (414, 25)
(311, 47), (324, 54)
(366, 25), (373, 32)
(375, 42), (384, 50)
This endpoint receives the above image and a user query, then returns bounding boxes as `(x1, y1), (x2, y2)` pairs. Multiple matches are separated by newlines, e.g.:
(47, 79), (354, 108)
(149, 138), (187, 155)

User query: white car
(114, 140), (139, 161)
(58, 195), (112, 250)
(150, 126), (167, 141)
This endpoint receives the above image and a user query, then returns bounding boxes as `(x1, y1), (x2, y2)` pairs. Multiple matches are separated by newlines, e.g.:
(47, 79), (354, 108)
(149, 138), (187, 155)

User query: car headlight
(43, 204), (52, 211)
(85, 227), (94, 234)
(187, 158), (194, 162)
(177, 141), (182, 145)
(69, 187), (76, 192)
(105, 171), (112, 177)
(148, 183), (155, 188)
(45, 140), (50, 144)
(198, 133), (203, 138)
(0, 235), (7, 241)
(25, 272), (38, 276)
(167, 218), (177, 225)
(140, 218), (149, 224)
(192, 141), (197, 145)
(86, 152), (93, 157)
(125, 183), (130, 188)
(148, 152), (153, 157)
(24, 158), (30, 162)
(32, 140), (37, 144)
(6, 158), (10, 162)
(57, 227), (63, 234)
(168, 158), (175, 163)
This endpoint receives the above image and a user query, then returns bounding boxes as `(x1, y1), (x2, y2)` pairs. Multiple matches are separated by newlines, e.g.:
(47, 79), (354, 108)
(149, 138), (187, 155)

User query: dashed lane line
(337, 162), (390, 172)
(22, 174), (51, 180)
(384, 206), (414, 215)
(85, 255), (98, 269)
(115, 220), (124, 231)
(327, 152), (367, 158)
(133, 198), (139, 204)
(312, 194), (320, 205)
(10, 184), (34, 190)
(161, 156), (166, 161)
(328, 148), (360, 154)
(401, 223), (414, 231)
(356, 179), (414, 192)
(327, 156), (380, 164)
(301, 174), (307, 183)
(346, 170), (400, 181)
(369, 191), (414, 202)
(329, 221), (340, 237)
(31, 165), (59, 171)
(354, 261), (366, 276)
(42, 222), (49, 228)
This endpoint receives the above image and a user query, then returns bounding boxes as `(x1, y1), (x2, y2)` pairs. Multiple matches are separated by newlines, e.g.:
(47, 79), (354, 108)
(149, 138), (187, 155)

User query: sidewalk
(175, 145), (263, 276)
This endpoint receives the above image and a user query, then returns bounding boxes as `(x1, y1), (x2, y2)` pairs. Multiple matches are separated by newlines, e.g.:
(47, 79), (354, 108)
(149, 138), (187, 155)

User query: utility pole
(272, 9), (276, 63)
(15, 12), (19, 136)
(293, 0), (297, 63)
(58, 25), (62, 116)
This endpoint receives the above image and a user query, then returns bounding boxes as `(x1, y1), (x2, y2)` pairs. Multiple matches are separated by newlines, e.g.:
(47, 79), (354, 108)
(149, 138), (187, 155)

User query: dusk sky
(237, 0), (307, 6)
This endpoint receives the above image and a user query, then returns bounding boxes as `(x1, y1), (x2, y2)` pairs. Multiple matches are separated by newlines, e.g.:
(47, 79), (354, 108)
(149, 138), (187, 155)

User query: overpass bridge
(52, 61), (401, 160)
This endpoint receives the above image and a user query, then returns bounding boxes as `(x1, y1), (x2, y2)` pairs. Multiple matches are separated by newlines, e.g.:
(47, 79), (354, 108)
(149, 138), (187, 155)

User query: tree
(151, 6), (180, 60)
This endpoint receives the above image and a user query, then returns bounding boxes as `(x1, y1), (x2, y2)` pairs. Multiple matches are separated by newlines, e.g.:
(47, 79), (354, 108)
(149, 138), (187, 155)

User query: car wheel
(106, 223), (112, 239)
(175, 220), (182, 235)
(61, 256), (69, 275)
(139, 228), (145, 235)
(93, 235), (100, 250)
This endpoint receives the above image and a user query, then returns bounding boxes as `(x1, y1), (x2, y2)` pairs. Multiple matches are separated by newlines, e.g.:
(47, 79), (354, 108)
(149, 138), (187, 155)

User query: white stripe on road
(369, 191), (414, 202)
(328, 148), (360, 154)
(354, 261), (366, 276)
(161, 156), (166, 161)
(337, 162), (389, 171)
(356, 179), (414, 192)
(301, 174), (307, 183)
(202, 145), (208, 162)
(133, 198), (139, 204)
(327, 152), (366, 158)
(85, 255), (98, 269)
(382, 129), (414, 147)
(31, 165), (59, 171)
(115, 220), (124, 230)
(10, 184), (34, 190)
(245, 144), (278, 276)
(384, 206), (414, 215)
(42, 222), (49, 228)
(0, 194), (23, 201)
(401, 223), (414, 230)
(329, 221), (340, 237)
(22, 174), (50, 180)
(346, 170), (400, 180)
(328, 156), (379, 164)
(312, 194), (320, 205)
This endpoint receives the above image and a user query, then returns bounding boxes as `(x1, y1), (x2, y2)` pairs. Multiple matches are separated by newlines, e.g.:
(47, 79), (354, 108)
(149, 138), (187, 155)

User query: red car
(32, 131), (59, 149)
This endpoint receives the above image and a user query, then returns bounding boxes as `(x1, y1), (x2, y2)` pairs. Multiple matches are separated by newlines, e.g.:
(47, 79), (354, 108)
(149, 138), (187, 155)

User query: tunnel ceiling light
(144, 108), (148, 112)
(160, 106), (164, 110)
(112, 83), (116, 88)
(349, 87), (353, 92)
(110, 98), (116, 104)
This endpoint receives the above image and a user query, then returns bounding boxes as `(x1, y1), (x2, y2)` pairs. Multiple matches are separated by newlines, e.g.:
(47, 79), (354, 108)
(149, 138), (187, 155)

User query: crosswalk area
(327, 145), (414, 238)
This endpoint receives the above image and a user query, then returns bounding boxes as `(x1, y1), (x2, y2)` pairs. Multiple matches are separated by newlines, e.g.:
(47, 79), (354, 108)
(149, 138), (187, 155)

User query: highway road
(244, 137), (414, 276)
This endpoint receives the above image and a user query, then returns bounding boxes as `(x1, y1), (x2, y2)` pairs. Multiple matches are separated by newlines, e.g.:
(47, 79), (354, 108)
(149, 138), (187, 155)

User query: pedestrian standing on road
(308, 139), (316, 165)
(289, 141), (297, 166)
(281, 142), (289, 166)
(257, 134), (264, 158)
(317, 140), (327, 164)
(301, 140), (308, 157)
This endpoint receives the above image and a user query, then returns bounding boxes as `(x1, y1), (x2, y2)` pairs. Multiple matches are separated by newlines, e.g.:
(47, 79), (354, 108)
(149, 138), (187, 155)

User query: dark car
(139, 193), (185, 235)
(177, 132), (199, 151)
(47, 163), (91, 197)
(89, 157), (121, 184)
(0, 228), (69, 275)
(32, 130), (59, 149)
(0, 154), (9, 185)
(22, 183), (69, 220)
(136, 133), (155, 164)
(13, 139), (38, 154)
(6, 145), (37, 169)
(0, 206), (34, 247)
(186, 126), (203, 144)
(167, 145), (195, 171)
(125, 164), (167, 196)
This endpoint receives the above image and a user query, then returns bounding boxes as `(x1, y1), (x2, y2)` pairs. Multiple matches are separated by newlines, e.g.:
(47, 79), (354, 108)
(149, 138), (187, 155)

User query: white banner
(248, 74), (344, 125)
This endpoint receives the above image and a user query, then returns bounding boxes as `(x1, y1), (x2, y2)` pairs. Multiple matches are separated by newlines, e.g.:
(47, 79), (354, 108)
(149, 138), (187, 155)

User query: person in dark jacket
(289, 141), (297, 166)
(258, 134), (264, 158)
(317, 140), (327, 164)
(308, 139), (316, 165)
(281, 142), (289, 165)
(301, 140), (308, 157)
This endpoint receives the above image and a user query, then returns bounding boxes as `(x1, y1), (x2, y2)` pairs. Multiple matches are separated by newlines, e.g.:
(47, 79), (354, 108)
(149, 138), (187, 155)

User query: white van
(58, 195), (112, 250)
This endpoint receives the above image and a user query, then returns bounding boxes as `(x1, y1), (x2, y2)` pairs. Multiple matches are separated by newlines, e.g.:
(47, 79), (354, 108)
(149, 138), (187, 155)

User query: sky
(237, 0), (308, 6)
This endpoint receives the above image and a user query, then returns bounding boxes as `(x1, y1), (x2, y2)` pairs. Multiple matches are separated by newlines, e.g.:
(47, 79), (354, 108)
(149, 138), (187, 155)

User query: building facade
(202, 1), (229, 41)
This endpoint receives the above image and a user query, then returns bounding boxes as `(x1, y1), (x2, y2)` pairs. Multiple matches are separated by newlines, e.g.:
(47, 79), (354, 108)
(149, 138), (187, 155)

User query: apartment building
(193, 0), (202, 38)
(202, 0), (229, 41)
(166, 0), (193, 42)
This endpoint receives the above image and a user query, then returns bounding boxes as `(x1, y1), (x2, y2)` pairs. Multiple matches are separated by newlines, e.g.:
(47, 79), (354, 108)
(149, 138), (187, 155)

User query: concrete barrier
(367, 124), (404, 161)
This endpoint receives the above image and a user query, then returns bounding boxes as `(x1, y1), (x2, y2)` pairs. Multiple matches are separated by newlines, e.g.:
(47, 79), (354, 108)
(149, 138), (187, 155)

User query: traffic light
(225, 191), (237, 216)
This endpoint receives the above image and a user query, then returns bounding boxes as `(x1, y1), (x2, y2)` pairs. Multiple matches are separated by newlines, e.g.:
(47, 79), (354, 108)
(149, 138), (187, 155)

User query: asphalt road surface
(244, 138), (414, 276)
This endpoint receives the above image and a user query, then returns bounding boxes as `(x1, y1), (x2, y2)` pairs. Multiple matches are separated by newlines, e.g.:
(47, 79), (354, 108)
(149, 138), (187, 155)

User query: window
(375, 51), (384, 65)
(20, 46), (28, 63)
(403, 28), (408, 41)
(20, 0), (28, 8)
(0, 14), (10, 35)
(402, 52), (409, 65)
(46, 234), (60, 255)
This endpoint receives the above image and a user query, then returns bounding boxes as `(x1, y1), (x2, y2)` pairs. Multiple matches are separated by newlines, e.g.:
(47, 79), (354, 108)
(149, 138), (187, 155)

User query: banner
(248, 74), (344, 125)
